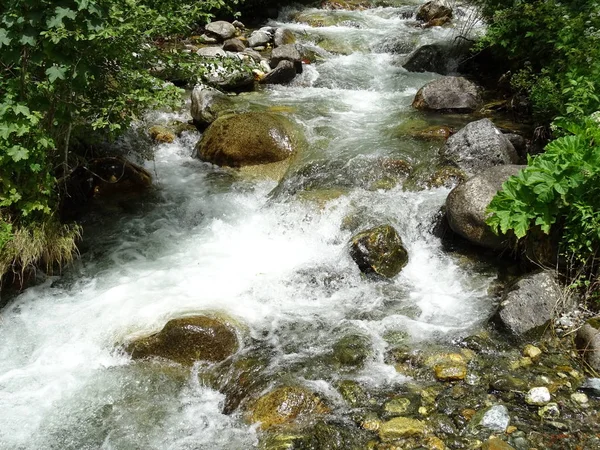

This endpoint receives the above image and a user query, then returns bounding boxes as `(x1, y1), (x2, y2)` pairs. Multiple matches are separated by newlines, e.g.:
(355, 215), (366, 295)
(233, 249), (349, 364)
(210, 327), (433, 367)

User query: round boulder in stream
(127, 315), (239, 366)
(412, 76), (481, 113)
(249, 386), (329, 429)
(440, 119), (519, 177)
(196, 112), (304, 167)
(350, 225), (409, 278)
(445, 165), (524, 249)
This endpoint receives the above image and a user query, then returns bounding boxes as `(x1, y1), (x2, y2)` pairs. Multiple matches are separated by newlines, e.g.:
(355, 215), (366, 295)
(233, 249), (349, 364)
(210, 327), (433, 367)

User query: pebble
(480, 405), (511, 432)
(522, 344), (542, 359)
(538, 402), (560, 419)
(525, 387), (551, 406)
(570, 392), (589, 404)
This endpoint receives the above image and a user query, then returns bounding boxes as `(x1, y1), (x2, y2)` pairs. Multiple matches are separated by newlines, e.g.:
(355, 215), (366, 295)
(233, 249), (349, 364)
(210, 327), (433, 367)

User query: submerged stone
(470, 405), (510, 433)
(379, 417), (426, 440)
(127, 315), (239, 366)
(250, 386), (329, 429)
(332, 334), (372, 367)
(349, 225), (409, 278)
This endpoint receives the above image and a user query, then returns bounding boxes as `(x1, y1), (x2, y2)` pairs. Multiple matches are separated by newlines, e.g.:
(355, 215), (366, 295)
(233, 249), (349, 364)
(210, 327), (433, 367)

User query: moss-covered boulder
(332, 334), (372, 367)
(196, 112), (304, 167)
(350, 225), (409, 278)
(127, 315), (239, 366)
(249, 386), (329, 429)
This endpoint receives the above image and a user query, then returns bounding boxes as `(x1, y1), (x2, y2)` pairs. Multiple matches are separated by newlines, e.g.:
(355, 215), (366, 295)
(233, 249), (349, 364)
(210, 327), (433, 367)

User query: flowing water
(0, 3), (495, 449)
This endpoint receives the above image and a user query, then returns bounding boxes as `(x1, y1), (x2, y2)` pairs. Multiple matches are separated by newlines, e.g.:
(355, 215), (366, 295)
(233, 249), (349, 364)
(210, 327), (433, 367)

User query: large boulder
(196, 112), (304, 167)
(350, 225), (409, 278)
(403, 43), (448, 74)
(412, 76), (481, 113)
(270, 44), (303, 73)
(190, 85), (233, 129)
(445, 165), (523, 249)
(494, 271), (566, 336)
(205, 21), (236, 41)
(440, 119), (519, 176)
(127, 315), (239, 366)
(249, 386), (329, 429)
(416, 1), (453, 23)
(260, 60), (297, 85)
(402, 41), (471, 75)
(576, 319), (600, 372)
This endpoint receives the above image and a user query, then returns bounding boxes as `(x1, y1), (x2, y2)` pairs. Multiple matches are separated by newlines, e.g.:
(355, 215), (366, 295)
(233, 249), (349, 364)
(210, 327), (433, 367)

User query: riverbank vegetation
(0, 0), (243, 284)
(478, 0), (600, 302)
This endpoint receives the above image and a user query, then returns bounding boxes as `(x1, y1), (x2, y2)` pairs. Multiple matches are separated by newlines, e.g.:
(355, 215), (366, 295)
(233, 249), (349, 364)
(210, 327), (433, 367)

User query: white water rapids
(0, 3), (490, 449)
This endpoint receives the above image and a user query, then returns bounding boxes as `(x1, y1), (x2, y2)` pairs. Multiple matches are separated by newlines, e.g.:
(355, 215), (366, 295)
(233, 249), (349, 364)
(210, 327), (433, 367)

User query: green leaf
(7, 146), (29, 162)
(46, 65), (67, 83)
(0, 28), (12, 47)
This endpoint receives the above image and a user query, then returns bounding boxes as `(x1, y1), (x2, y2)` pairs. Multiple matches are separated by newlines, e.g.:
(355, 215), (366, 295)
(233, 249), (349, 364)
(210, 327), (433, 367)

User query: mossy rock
(148, 125), (176, 143)
(196, 112), (305, 168)
(250, 386), (329, 429)
(127, 315), (239, 366)
(425, 166), (466, 189)
(350, 225), (409, 278)
(333, 334), (372, 368)
(378, 417), (426, 441)
(336, 380), (369, 407)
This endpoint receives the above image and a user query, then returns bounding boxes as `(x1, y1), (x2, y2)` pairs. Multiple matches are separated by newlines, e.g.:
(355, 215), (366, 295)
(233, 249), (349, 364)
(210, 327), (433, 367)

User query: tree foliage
(0, 0), (230, 277)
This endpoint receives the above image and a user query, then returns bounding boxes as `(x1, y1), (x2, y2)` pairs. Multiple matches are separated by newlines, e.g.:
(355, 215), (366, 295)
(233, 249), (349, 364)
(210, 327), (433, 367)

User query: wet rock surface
(349, 225), (409, 278)
(196, 112), (304, 167)
(126, 315), (239, 366)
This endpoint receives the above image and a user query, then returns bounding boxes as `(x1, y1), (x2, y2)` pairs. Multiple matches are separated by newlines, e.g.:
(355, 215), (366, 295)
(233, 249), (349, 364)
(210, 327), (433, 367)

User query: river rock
(148, 125), (175, 143)
(206, 66), (255, 92)
(196, 112), (304, 167)
(482, 438), (515, 450)
(127, 315), (239, 366)
(332, 334), (372, 367)
(241, 48), (262, 62)
(349, 225), (409, 278)
(197, 46), (228, 58)
(580, 378), (600, 397)
(274, 28), (296, 47)
(260, 60), (297, 85)
(205, 20), (236, 41)
(416, 1), (453, 23)
(248, 30), (272, 48)
(222, 38), (246, 52)
(412, 76), (481, 113)
(525, 387), (551, 406)
(379, 417), (426, 440)
(403, 42), (457, 74)
(250, 386), (329, 429)
(270, 44), (303, 73)
(190, 85), (233, 129)
(470, 405), (510, 433)
(495, 270), (565, 336)
(576, 318), (600, 372)
(441, 119), (519, 176)
(445, 165), (523, 249)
